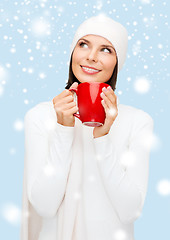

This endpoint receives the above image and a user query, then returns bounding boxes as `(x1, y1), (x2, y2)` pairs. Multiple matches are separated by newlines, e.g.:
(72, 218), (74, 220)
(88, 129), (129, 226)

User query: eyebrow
(78, 38), (115, 51)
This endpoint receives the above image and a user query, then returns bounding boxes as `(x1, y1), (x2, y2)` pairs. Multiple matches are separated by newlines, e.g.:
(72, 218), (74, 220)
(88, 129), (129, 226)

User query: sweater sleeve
(93, 110), (154, 224)
(24, 107), (74, 218)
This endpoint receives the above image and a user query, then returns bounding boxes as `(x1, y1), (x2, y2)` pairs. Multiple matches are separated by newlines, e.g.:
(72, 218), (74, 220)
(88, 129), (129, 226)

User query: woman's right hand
(53, 82), (79, 127)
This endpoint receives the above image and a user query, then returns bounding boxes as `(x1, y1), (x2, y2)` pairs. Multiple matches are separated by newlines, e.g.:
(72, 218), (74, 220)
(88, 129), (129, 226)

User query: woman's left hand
(93, 86), (118, 138)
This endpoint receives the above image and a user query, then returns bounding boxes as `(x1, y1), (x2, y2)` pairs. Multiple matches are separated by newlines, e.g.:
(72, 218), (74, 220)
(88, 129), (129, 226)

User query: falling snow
(13, 119), (24, 131)
(39, 72), (46, 79)
(132, 41), (141, 56)
(9, 147), (17, 155)
(0, 85), (4, 96)
(113, 229), (127, 240)
(1, 203), (21, 225)
(73, 192), (81, 201)
(43, 164), (56, 177)
(120, 151), (136, 169)
(31, 18), (51, 37)
(140, 0), (151, 4)
(134, 77), (150, 94)
(140, 132), (161, 151)
(157, 180), (170, 196)
(0, 65), (8, 82)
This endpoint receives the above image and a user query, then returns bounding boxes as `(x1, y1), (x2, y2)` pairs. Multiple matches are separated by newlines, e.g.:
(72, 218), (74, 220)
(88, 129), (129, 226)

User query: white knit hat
(70, 15), (128, 72)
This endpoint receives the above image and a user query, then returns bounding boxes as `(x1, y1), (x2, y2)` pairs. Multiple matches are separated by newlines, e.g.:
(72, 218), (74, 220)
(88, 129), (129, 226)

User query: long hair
(65, 54), (118, 91)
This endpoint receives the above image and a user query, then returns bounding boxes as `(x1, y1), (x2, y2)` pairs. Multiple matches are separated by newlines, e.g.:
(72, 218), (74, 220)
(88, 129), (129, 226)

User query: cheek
(72, 52), (82, 78)
(72, 48), (82, 63)
(72, 52), (79, 72)
(105, 57), (117, 72)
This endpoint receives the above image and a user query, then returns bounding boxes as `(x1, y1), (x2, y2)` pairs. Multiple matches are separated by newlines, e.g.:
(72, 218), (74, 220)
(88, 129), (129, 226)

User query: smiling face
(72, 35), (117, 84)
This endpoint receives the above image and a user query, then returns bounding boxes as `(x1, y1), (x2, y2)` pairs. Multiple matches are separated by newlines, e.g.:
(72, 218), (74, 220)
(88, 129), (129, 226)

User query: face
(72, 35), (117, 84)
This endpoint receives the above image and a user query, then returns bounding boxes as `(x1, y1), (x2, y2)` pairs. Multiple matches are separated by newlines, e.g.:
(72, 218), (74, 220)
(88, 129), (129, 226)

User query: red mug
(69, 82), (110, 127)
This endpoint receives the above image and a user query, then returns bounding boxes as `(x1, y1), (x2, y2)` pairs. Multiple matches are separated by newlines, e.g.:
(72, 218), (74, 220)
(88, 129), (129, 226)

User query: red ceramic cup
(69, 82), (110, 127)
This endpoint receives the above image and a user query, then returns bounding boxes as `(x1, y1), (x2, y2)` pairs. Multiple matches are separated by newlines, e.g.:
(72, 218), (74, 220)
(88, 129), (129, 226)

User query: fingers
(54, 94), (74, 107)
(53, 82), (79, 104)
(63, 105), (78, 116)
(54, 100), (77, 112)
(101, 92), (112, 109)
(100, 91), (116, 110)
(69, 82), (78, 90)
(53, 90), (73, 105)
(101, 86), (117, 105)
(52, 83), (79, 127)
(101, 86), (118, 119)
(101, 99), (109, 111)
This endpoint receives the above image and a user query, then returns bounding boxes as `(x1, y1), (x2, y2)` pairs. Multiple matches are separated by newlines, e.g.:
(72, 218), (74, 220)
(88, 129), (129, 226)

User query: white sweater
(21, 100), (153, 240)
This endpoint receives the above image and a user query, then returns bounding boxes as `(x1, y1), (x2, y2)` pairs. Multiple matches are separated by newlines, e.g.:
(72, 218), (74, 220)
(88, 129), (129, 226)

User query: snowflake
(108, 107), (117, 117)
(132, 41), (141, 56)
(133, 21), (138, 26)
(0, 85), (4, 96)
(134, 77), (150, 94)
(17, 29), (23, 34)
(31, 18), (51, 37)
(73, 192), (81, 201)
(140, 0), (151, 4)
(14, 119), (24, 131)
(1, 203), (21, 225)
(0, 65), (8, 82)
(127, 77), (131, 82)
(158, 44), (163, 49)
(57, 6), (64, 13)
(27, 48), (32, 53)
(13, 15), (19, 21)
(22, 67), (27, 72)
(9, 147), (16, 155)
(4, 35), (8, 40)
(23, 88), (27, 93)
(43, 164), (55, 177)
(113, 229), (127, 240)
(157, 180), (170, 196)
(140, 132), (160, 151)
(28, 68), (34, 74)
(10, 48), (16, 53)
(24, 99), (29, 105)
(96, 0), (103, 10)
(120, 151), (136, 169)
(143, 17), (148, 23)
(39, 72), (46, 79)
(29, 56), (34, 61)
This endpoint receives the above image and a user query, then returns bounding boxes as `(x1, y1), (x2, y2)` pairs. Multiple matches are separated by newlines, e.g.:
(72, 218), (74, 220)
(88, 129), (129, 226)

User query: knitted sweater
(21, 100), (153, 240)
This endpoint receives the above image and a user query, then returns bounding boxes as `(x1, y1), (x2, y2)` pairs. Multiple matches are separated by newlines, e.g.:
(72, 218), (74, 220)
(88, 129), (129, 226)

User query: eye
(101, 48), (112, 53)
(79, 41), (88, 48)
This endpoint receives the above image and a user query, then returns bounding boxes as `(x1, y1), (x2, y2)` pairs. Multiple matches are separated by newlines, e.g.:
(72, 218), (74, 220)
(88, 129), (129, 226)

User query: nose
(87, 49), (98, 62)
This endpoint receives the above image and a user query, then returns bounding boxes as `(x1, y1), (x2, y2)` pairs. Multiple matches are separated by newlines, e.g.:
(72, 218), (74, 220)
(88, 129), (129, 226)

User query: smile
(81, 65), (101, 75)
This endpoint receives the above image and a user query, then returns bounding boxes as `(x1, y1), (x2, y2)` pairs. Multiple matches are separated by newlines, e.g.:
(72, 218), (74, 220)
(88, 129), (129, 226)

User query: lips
(80, 65), (101, 74)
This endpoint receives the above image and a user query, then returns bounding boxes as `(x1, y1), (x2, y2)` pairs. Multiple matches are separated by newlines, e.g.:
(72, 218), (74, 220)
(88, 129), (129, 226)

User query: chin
(77, 76), (101, 83)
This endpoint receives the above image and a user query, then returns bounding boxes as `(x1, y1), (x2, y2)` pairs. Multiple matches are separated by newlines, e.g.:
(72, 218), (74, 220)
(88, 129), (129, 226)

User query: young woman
(21, 15), (154, 240)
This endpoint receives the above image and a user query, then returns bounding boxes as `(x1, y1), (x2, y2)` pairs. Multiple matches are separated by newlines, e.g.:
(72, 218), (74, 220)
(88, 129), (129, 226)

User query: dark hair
(65, 55), (118, 91)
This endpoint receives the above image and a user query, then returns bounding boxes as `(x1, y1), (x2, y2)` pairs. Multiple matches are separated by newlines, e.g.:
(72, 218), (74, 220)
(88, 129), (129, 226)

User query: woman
(21, 15), (154, 240)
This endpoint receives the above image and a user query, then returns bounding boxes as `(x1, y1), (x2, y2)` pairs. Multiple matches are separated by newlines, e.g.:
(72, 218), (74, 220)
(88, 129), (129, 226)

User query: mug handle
(69, 88), (81, 120)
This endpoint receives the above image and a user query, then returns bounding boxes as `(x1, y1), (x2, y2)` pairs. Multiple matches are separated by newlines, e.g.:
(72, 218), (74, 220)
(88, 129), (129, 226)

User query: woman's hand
(93, 86), (118, 138)
(53, 82), (78, 127)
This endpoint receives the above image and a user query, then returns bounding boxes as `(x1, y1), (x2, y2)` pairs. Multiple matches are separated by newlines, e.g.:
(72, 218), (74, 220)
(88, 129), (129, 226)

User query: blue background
(0, 0), (170, 239)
